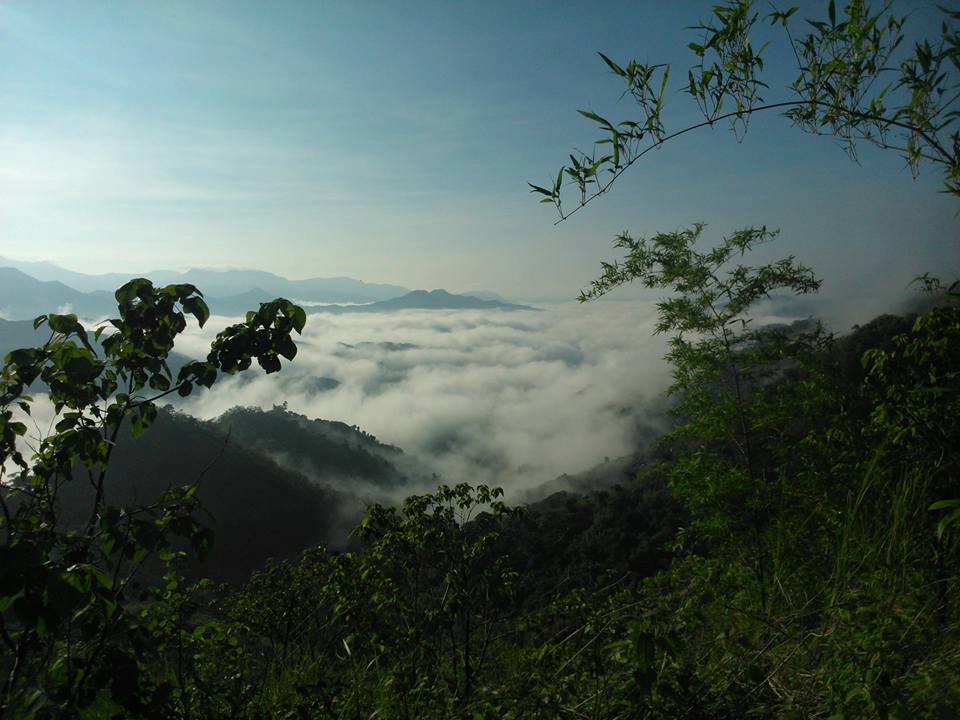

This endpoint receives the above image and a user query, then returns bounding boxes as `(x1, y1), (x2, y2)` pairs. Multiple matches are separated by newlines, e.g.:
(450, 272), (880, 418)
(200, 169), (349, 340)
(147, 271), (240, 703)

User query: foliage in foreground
(0, 279), (306, 717)
(3, 2), (959, 713)
(3, 228), (957, 719)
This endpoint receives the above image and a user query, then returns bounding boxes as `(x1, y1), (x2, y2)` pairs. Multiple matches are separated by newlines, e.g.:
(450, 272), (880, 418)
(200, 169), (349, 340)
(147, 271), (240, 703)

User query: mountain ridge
(0, 256), (410, 304)
(0, 262), (528, 319)
(0, 267), (115, 320)
(310, 289), (536, 313)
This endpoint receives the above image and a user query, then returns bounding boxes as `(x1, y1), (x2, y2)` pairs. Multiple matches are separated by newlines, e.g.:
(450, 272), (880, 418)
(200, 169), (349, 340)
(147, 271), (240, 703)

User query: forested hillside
(211, 405), (426, 492)
(50, 407), (370, 585)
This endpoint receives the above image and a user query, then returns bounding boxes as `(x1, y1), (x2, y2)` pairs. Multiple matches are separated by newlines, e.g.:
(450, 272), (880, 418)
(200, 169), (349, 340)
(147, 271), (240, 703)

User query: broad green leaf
(115, 278), (153, 305)
(182, 296), (211, 328)
(289, 304), (307, 333)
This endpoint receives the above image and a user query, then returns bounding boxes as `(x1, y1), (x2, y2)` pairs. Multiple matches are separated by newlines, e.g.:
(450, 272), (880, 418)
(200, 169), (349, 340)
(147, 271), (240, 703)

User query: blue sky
(0, 0), (956, 305)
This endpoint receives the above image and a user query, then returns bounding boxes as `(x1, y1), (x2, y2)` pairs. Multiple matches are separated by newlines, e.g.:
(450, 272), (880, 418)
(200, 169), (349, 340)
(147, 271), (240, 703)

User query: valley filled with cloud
(167, 302), (673, 499)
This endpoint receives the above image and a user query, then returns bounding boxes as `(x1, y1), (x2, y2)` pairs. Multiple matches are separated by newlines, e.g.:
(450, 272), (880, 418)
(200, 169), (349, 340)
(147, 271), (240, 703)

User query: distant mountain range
(309, 289), (534, 313)
(0, 268), (116, 319)
(0, 260), (531, 321)
(0, 257), (410, 303)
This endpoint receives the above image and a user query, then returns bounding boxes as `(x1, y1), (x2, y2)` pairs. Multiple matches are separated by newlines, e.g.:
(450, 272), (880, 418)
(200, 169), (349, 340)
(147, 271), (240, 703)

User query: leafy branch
(530, 0), (960, 221)
(0, 279), (307, 716)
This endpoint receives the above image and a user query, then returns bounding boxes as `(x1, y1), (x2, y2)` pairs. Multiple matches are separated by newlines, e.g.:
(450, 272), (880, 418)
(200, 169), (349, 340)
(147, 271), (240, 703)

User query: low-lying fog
(167, 301), (673, 496)
(6, 295), (845, 497)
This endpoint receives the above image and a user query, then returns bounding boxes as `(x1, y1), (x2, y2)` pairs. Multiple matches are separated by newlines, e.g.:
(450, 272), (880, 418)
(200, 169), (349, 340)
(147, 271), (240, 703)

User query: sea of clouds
(163, 301), (673, 498)
(3, 290), (858, 498)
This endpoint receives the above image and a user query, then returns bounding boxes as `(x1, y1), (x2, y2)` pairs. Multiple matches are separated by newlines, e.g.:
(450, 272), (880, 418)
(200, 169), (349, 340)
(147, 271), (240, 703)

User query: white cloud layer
(173, 302), (673, 498)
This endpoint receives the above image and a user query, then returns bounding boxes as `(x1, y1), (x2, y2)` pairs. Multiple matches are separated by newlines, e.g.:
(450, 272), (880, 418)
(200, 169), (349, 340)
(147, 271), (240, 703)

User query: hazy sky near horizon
(1, 1), (957, 303)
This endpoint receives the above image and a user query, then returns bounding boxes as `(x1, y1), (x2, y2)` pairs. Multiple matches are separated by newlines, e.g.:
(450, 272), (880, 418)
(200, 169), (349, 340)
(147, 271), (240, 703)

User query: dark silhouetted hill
(212, 405), (419, 490)
(47, 408), (367, 584)
(312, 289), (535, 313)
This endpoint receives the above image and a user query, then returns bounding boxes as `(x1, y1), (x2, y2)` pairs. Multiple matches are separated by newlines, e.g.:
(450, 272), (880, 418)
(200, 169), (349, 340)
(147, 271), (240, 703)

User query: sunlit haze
(2, 1), (956, 303)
